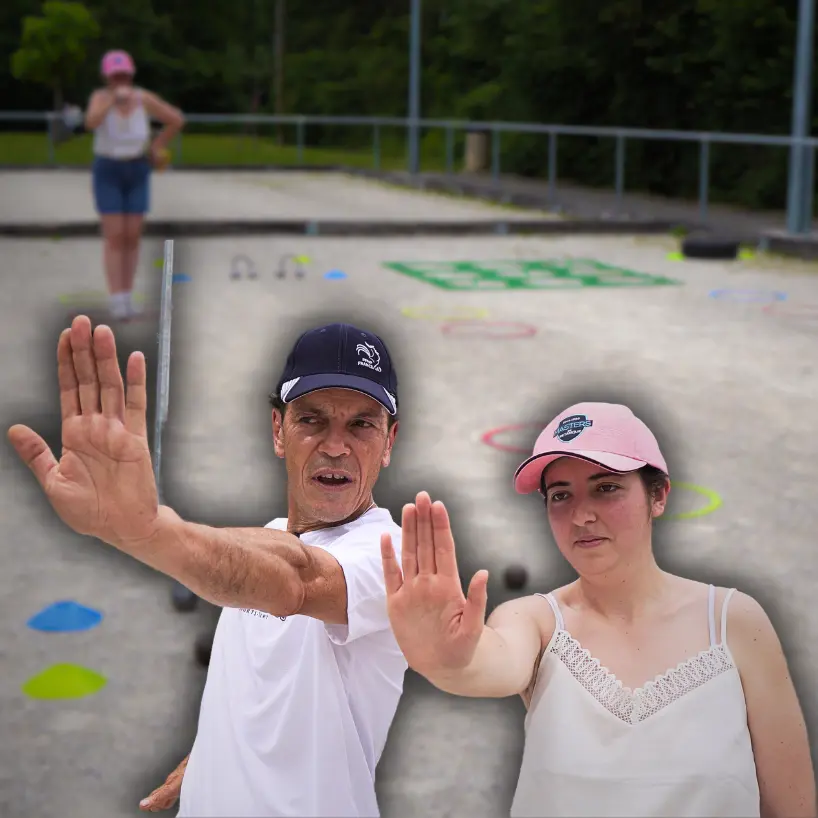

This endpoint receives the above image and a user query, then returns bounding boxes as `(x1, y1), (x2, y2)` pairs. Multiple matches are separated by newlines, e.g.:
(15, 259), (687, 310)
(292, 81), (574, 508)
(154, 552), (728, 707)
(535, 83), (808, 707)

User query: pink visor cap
(101, 50), (135, 77)
(513, 402), (668, 494)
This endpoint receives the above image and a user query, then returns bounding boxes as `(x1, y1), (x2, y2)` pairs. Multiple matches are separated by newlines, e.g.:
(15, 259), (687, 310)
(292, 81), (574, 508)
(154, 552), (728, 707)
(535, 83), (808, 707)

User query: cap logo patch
(383, 389), (398, 414)
(554, 414), (593, 442)
(356, 342), (382, 372)
(279, 378), (300, 401)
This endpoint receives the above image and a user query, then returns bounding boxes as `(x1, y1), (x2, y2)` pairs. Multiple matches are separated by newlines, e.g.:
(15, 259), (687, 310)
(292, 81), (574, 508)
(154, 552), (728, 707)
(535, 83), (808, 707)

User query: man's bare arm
(140, 754), (189, 812)
(135, 506), (349, 624)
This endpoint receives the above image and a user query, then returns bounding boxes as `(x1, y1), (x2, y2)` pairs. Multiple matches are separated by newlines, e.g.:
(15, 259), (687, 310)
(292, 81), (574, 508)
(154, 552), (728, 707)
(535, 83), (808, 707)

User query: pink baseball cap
(101, 50), (135, 77)
(513, 402), (668, 494)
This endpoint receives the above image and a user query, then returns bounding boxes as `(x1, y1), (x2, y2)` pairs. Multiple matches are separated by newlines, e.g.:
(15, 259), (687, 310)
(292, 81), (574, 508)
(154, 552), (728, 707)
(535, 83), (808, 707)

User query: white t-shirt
(177, 507), (406, 817)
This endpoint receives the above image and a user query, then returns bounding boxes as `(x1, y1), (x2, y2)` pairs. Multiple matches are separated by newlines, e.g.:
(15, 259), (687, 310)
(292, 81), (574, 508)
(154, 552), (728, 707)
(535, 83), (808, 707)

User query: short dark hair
(269, 392), (398, 429)
(638, 465), (670, 502)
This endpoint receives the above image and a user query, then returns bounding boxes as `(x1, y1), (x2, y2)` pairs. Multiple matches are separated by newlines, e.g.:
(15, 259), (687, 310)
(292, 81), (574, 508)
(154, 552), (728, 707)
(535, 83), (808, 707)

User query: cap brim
(513, 450), (647, 494)
(280, 374), (397, 416)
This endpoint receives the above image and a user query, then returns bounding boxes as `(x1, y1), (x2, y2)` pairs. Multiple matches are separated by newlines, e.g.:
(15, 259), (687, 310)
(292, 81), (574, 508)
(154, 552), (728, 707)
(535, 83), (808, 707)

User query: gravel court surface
(1, 224), (817, 817)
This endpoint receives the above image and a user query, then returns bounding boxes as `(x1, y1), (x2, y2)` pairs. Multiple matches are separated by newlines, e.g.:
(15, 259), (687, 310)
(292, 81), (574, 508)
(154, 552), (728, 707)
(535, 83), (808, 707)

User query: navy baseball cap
(274, 323), (399, 415)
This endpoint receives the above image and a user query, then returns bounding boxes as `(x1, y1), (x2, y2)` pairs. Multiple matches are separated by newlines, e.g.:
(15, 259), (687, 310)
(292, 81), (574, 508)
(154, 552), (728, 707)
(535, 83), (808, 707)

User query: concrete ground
(0, 170), (556, 226)
(1, 171), (817, 818)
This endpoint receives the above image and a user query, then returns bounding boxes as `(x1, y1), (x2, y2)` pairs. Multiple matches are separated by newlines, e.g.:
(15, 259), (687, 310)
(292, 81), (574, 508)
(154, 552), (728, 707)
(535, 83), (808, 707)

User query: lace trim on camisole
(541, 585), (738, 725)
(549, 630), (735, 724)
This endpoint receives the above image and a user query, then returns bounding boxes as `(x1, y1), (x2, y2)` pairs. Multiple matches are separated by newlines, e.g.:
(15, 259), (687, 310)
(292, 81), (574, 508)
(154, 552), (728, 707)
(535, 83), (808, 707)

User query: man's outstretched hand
(7, 316), (159, 549)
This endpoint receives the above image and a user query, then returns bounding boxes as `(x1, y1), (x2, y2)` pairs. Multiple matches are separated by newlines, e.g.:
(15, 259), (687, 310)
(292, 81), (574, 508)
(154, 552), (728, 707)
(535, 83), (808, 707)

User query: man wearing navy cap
(8, 317), (407, 817)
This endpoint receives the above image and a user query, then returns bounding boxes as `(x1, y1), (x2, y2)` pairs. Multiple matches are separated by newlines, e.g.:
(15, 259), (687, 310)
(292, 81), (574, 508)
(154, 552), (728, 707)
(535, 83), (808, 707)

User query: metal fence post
(491, 127), (501, 181)
(804, 144), (815, 230)
(296, 117), (305, 164)
(408, 0), (422, 175)
(373, 123), (381, 170)
(786, 0), (816, 234)
(47, 115), (55, 166)
(548, 131), (558, 203)
(698, 139), (710, 223)
(615, 134), (626, 207)
(445, 124), (454, 174)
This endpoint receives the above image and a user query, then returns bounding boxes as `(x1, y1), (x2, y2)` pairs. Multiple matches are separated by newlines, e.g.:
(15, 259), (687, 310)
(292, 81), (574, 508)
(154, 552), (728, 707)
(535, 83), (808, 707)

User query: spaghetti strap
(539, 592), (565, 631)
(720, 588), (737, 646)
(707, 584), (717, 647)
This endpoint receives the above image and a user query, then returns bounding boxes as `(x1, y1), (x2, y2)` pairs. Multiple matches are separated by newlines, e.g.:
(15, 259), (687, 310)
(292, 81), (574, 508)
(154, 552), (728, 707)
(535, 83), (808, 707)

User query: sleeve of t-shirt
(324, 525), (402, 646)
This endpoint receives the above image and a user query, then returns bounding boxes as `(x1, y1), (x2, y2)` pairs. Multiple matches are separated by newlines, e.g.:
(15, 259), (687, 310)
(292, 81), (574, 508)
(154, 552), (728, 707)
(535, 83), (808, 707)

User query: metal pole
(274, 0), (285, 146)
(408, 0), (421, 175)
(786, 0), (815, 234)
(154, 239), (174, 498)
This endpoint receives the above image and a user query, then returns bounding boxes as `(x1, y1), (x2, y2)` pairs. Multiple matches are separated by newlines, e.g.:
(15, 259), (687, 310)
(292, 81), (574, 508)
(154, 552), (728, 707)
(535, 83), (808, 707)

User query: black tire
(503, 564), (529, 591)
(194, 631), (213, 668)
(171, 582), (198, 612)
(681, 234), (740, 261)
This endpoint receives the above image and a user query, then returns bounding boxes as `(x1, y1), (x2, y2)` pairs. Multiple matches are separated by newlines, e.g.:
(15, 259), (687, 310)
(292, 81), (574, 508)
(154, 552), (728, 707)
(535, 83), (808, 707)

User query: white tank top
(510, 586), (760, 817)
(92, 90), (150, 159)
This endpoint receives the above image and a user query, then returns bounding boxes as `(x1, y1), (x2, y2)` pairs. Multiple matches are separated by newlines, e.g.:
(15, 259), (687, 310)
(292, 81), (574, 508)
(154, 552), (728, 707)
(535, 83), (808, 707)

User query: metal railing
(2, 111), (816, 233)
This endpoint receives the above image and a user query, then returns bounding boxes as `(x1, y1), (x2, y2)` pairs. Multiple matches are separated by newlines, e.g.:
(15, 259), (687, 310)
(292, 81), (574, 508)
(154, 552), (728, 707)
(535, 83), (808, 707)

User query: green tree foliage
(10, 1), (100, 109)
(0, 0), (813, 209)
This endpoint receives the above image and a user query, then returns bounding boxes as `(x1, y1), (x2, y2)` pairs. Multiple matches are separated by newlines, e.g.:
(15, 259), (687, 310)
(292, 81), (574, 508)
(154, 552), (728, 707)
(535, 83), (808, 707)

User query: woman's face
(106, 71), (133, 88)
(542, 457), (669, 577)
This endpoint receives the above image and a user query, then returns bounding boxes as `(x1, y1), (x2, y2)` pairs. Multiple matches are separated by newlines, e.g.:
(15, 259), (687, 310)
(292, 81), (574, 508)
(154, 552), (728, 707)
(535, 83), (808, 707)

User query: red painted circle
(441, 320), (537, 340)
(762, 302), (818, 320)
(480, 423), (543, 453)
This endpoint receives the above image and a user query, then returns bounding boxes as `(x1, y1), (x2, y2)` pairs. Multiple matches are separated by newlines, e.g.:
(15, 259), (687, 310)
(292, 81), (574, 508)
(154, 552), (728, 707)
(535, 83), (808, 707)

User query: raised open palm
(7, 316), (159, 548)
(380, 491), (489, 677)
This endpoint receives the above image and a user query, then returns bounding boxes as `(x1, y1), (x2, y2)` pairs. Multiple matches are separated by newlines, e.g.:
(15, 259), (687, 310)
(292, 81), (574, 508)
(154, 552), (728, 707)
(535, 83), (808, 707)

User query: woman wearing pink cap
(84, 50), (184, 320)
(381, 402), (815, 817)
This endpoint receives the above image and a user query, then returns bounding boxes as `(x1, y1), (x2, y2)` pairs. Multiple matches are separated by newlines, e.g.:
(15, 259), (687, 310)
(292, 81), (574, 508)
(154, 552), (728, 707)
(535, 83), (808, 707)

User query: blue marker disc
(27, 601), (103, 633)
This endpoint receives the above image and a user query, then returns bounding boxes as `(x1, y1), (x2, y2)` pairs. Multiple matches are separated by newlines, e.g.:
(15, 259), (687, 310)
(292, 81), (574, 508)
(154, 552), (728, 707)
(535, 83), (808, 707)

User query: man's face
(272, 388), (398, 527)
(542, 457), (669, 577)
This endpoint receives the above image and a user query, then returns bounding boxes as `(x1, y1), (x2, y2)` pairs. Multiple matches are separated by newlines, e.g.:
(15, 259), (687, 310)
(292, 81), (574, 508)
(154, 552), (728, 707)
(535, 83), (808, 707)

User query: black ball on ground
(194, 631), (213, 668)
(171, 583), (198, 612)
(503, 564), (529, 591)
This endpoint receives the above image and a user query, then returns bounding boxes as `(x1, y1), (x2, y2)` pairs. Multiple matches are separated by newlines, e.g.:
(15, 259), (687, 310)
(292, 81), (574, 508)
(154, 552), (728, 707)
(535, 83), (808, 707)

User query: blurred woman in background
(84, 49), (184, 321)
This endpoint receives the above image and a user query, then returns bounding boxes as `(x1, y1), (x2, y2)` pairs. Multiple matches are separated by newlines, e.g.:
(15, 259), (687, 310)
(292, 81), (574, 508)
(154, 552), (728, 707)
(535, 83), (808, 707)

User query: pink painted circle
(480, 423), (543, 454)
(441, 320), (537, 340)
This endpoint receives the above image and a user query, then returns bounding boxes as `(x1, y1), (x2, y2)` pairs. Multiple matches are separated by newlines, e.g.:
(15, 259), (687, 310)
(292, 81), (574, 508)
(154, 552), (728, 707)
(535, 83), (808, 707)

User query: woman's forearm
(423, 625), (536, 699)
(151, 116), (184, 150)
(84, 94), (115, 130)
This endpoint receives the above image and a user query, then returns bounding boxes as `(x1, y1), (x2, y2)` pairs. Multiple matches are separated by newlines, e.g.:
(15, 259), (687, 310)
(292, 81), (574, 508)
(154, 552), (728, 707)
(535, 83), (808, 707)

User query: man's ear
(382, 420), (398, 467)
(272, 408), (286, 458)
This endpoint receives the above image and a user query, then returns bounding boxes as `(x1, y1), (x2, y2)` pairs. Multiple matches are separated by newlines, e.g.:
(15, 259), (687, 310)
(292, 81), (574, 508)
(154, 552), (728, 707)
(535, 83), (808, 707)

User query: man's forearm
(131, 506), (308, 615)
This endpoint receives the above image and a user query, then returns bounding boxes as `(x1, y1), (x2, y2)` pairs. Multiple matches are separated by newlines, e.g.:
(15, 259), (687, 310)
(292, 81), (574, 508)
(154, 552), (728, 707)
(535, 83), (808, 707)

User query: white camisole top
(510, 585), (761, 817)
(92, 90), (150, 160)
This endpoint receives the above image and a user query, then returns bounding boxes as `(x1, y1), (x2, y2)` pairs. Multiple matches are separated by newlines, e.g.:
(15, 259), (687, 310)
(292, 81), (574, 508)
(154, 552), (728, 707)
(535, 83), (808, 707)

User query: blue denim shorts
(92, 155), (151, 215)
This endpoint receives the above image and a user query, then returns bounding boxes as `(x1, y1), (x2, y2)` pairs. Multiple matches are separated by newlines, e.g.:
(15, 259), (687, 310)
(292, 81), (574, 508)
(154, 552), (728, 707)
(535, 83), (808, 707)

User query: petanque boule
(194, 631), (214, 668)
(171, 582), (198, 612)
(503, 564), (529, 591)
